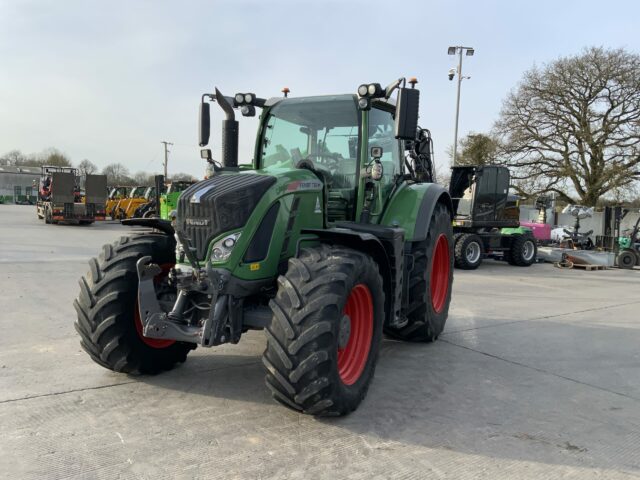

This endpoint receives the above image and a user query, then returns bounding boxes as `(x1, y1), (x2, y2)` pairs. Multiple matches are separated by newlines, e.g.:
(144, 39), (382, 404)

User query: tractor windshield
(260, 95), (359, 191)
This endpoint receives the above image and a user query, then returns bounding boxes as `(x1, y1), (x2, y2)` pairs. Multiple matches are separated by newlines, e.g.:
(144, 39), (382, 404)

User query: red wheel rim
(430, 234), (450, 313)
(134, 263), (176, 349)
(338, 283), (373, 386)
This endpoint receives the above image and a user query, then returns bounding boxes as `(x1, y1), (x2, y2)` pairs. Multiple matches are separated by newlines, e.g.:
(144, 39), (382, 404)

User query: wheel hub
(466, 241), (481, 263)
(523, 240), (535, 261)
(338, 314), (351, 349)
(337, 284), (373, 386)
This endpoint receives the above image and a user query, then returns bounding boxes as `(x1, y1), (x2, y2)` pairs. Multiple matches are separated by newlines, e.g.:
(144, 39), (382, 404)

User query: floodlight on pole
(447, 45), (475, 166)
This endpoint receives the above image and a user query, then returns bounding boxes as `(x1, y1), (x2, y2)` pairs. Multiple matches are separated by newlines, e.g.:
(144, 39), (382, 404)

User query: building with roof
(0, 165), (40, 203)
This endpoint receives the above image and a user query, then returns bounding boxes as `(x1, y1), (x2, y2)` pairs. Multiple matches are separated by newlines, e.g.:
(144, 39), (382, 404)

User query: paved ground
(1, 204), (639, 479)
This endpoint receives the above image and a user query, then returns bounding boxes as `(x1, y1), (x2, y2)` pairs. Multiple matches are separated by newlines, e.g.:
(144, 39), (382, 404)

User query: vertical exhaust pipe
(215, 88), (239, 168)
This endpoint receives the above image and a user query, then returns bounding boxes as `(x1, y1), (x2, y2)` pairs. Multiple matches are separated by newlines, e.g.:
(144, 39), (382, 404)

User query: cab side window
(368, 107), (401, 197)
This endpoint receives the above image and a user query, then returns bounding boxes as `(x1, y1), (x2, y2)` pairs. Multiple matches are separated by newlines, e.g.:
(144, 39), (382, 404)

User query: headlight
(210, 232), (241, 262)
(357, 84), (368, 96)
(357, 97), (371, 110)
(234, 93), (244, 104)
(244, 93), (254, 104)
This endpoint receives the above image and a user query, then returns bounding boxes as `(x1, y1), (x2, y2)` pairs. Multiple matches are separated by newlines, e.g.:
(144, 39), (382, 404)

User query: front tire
(74, 234), (194, 375)
(618, 249), (637, 269)
(263, 245), (384, 416)
(385, 203), (454, 342)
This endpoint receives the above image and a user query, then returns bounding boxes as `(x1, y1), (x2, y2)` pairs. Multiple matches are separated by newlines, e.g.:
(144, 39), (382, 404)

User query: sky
(1, 0), (639, 178)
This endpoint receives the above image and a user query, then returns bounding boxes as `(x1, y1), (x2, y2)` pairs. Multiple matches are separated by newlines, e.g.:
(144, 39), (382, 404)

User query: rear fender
(381, 183), (452, 242)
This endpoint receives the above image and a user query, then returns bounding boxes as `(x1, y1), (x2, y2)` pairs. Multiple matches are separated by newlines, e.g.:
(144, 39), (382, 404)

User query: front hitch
(136, 256), (234, 347)
(136, 256), (204, 344)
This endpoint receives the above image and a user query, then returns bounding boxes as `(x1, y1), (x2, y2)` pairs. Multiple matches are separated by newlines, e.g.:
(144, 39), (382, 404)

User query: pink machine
(520, 221), (551, 240)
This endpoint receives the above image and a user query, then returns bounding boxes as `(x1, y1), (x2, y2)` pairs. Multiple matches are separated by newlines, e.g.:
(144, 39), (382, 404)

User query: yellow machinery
(113, 186), (155, 220)
(106, 186), (131, 218)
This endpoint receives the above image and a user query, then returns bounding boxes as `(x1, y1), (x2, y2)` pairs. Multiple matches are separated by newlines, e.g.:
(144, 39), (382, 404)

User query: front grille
(175, 174), (276, 259)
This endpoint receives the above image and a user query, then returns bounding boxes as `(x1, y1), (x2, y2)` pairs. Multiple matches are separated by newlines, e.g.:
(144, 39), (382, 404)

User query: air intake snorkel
(215, 88), (239, 168)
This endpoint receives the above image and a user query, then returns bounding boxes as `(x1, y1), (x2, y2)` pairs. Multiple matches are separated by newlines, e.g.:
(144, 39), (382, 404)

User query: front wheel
(263, 245), (385, 416)
(454, 233), (483, 270)
(74, 234), (194, 374)
(618, 249), (637, 269)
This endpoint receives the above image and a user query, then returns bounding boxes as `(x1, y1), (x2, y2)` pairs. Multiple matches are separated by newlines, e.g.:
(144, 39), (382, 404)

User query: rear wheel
(263, 245), (384, 416)
(74, 234), (194, 374)
(507, 234), (537, 266)
(618, 249), (637, 269)
(385, 203), (454, 342)
(454, 233), (483, 270)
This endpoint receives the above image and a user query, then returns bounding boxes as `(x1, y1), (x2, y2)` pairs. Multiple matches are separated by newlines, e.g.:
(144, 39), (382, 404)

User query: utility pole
(447, 46), (475, 166)
(161, 141), (173, 179)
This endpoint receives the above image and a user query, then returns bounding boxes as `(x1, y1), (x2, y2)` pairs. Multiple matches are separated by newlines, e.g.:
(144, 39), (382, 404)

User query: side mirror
(394, 87), (419, 140)
(199, 102), (210, 147)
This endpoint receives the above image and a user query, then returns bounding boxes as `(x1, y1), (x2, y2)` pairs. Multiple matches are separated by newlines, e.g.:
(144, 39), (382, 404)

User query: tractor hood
(175, 168), (323, 260)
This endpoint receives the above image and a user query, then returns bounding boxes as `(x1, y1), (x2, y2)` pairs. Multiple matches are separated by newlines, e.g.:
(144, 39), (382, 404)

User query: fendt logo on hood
(186, 218), (210, 226)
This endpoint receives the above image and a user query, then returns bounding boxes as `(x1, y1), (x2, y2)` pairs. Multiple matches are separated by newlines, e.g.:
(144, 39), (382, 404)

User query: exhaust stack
(215, 88), (239, 168)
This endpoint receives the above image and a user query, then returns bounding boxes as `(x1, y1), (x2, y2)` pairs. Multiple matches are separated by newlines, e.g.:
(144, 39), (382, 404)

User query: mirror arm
(384, 77), (406, 99)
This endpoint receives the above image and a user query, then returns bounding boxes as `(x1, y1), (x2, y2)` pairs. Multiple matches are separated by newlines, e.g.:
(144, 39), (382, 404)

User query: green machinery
(617, 213), (640, 269)
(159, 181), (195, 219)
(74, 78), (454, 415)
(449, 165), (537, 269)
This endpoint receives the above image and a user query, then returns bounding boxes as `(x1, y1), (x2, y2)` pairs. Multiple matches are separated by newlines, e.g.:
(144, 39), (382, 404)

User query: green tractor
(74, 78), (454, 415)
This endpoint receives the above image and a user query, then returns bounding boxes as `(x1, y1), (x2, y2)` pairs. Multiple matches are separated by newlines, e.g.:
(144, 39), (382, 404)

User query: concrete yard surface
(1, 204), (639, 479)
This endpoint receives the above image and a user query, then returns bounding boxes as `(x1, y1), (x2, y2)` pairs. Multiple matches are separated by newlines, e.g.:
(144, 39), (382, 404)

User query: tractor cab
(449, 165), (519, 229)
(108, 186), (130, 200)
(129, 186), (147, 198)
(256, 95), (403, 223)
(197, 79), (433, 229)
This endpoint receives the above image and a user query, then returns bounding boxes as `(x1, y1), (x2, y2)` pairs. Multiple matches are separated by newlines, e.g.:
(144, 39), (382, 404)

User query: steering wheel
(304, 153), (342, 170)
(295, 158), (333, 183)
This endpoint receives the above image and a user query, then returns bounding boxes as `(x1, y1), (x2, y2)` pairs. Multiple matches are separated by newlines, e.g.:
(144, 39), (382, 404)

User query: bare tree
(132, 171), (157, 186)
(169, 172), (197, 182)
(0, 150), (28, 166)
(494, 47), (640, 206)
(39, 148), (72, 167)
(77, 159), (98, 176)
(102, 163), (132, 185)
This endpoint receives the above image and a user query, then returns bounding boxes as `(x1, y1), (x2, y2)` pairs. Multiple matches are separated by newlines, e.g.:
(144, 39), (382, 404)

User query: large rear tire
(385, 203), (454, 342)
(454, 233), (483, 270)
(263, 245), (384, 416)
(74, 234), (194, 375)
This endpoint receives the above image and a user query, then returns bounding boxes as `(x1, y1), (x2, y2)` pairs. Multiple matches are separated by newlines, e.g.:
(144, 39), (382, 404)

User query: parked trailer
(36, 166), (106, 224)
